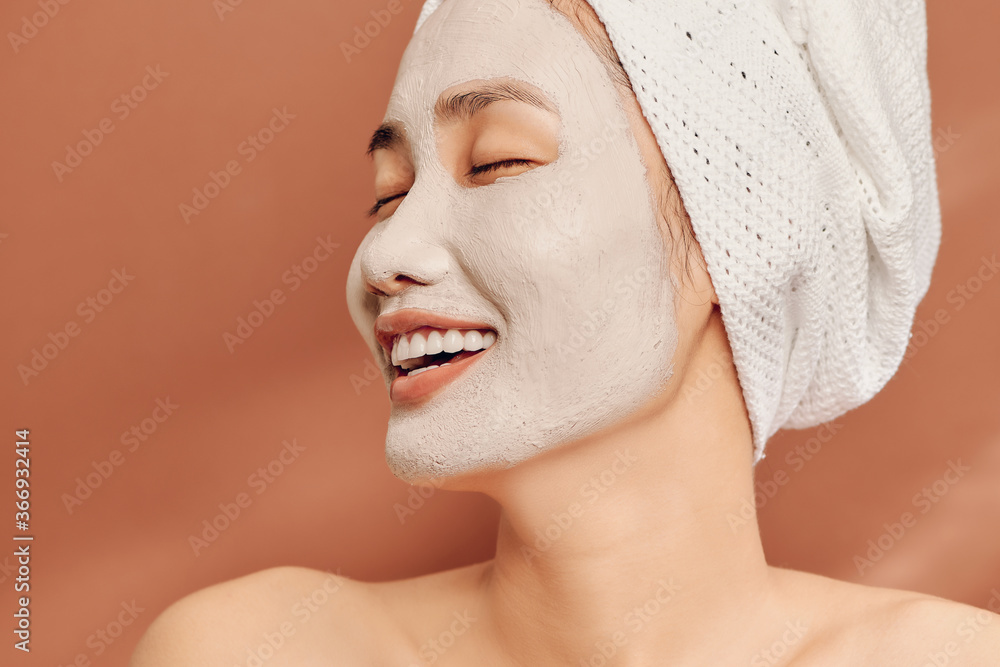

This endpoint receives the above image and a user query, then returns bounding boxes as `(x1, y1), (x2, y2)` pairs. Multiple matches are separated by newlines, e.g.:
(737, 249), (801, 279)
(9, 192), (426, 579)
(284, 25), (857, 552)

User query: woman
(132, 0), (1000, 664)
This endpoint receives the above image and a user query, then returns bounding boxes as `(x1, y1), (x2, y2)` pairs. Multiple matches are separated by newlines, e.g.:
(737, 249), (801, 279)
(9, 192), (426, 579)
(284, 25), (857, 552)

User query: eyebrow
(435, 79), (557, 122)
(366, 80), (558, 157)
(366, 124), (402, 157)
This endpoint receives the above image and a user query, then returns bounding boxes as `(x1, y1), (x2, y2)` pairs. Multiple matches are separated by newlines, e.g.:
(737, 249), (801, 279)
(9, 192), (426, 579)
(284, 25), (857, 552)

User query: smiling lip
(373, 308), (497, 404)
(390, 348), (491, 403)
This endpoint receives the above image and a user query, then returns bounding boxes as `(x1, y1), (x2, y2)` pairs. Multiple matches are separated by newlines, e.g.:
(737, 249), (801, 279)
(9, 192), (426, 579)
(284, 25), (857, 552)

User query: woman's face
(347, 0), (679, 483)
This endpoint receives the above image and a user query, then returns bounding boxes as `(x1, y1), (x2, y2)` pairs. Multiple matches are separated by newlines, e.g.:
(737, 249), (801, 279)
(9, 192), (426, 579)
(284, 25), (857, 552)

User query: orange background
(1, 0), (998, 664)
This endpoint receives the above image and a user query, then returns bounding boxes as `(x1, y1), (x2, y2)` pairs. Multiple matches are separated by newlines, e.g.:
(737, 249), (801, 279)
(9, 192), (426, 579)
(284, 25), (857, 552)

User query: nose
(359, 222), (451, 298)
(366, 272), (420, 297)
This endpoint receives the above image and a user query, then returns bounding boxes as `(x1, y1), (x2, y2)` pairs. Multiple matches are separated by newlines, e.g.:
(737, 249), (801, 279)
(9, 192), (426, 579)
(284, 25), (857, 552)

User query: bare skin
(131, 1), (1000, 665)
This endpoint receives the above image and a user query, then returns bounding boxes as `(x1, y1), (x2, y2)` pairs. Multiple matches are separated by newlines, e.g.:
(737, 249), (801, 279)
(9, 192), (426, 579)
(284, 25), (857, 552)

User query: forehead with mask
(346, 0), (692, 484)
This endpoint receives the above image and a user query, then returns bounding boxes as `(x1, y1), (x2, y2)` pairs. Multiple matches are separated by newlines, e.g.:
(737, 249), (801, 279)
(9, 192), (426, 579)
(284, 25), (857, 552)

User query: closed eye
(469, 158), (535, 177)
(367, 159), (537, 218)
(367, 193), (406, 218)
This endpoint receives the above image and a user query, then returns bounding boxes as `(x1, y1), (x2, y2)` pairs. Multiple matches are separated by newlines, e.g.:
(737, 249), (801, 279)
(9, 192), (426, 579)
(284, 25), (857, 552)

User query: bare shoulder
(129, 565), (412, 667)
(367, 561), (489, 651)
(875, 593), (1000, 664)
(771, 568), (1000, 665)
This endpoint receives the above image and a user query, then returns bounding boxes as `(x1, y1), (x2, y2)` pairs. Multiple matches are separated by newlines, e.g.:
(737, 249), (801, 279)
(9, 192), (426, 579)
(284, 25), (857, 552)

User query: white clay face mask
(346, 0), (679, 483)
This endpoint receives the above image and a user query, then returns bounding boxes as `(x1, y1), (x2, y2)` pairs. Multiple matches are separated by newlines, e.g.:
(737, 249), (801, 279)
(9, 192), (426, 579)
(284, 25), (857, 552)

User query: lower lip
(390, 348), (490, 403)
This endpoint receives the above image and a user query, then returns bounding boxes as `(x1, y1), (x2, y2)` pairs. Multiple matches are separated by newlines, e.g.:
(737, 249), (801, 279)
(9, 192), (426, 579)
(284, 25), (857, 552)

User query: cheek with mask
(346, 0), (679, 484)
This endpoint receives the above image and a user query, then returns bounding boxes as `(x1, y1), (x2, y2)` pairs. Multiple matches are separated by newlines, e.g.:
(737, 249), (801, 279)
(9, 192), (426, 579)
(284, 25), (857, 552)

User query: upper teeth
(391, 328), (496, 367)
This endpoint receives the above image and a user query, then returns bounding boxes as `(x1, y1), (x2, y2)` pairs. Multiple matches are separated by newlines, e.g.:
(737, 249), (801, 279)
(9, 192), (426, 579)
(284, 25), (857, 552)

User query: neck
(467, 316), (780, 664)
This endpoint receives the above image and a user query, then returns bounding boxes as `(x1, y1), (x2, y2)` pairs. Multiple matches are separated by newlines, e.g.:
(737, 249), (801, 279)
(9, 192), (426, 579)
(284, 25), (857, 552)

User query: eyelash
(367, 194), (403, 218)
(469, 157), (533, 176)
(367, 158), (535, 218)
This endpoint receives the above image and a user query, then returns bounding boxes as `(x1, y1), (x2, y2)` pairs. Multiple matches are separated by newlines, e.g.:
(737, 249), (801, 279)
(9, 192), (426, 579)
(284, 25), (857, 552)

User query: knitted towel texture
(412, 0), (941, 464)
